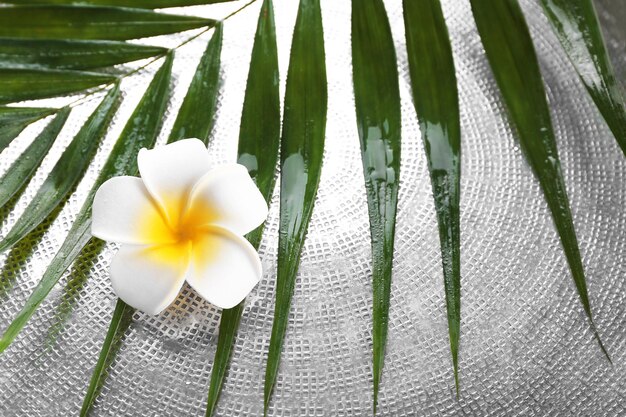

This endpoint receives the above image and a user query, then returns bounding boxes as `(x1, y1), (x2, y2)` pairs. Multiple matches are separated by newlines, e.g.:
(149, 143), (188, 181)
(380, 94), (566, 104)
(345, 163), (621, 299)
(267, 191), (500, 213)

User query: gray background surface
(0, 0), (624, 415)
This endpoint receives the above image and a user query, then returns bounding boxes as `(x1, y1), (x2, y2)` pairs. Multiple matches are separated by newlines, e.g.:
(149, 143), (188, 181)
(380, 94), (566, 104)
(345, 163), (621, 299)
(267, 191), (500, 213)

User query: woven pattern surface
(0, 0), (624, 415)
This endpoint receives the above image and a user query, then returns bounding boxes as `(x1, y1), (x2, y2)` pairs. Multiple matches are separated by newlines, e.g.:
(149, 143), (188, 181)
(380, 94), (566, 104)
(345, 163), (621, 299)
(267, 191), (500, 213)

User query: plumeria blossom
(91, 139), (268, 314)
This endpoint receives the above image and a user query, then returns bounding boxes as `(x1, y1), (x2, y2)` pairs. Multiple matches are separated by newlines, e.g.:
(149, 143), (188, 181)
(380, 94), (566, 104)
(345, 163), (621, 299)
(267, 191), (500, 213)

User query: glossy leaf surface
(0, 38), (166, 70)
(470, 0), (608, 357)
(264, 0), (327, 413)
(0, 85), (120, 253)
(168, 23), (223, 145)
(0, 68), (115, 104)
(0, 106), (56, 152)
(0, 107), (71, 209)
(351, 0), (401, 411)
(0, 6), (214, 41)
(540, 0), (626, 156)
(206, 1), (279, 415)
(3, 0), (234, 7)
(403, 0), (462, 394)
(0, 54), (173, 355)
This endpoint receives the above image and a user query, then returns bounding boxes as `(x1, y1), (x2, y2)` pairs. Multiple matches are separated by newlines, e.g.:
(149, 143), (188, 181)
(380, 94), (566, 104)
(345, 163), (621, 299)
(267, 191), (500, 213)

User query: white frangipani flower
(91, 139), (268, 314)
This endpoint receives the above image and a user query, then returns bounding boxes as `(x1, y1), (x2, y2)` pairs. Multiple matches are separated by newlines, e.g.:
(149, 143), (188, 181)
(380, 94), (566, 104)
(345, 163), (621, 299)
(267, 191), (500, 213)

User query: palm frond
(0, 53), (173, 355)
(263, 0), (327, 413)
(0, 38), (166, 70)
(0, 107), (71, 209)
(169, 23), (223, 145)
(403, 0), (462, 395)
(0, 5), (214, 40)
(540, 0), (626, 155)
(79, 53), (175, 415)
(0, 106), (57, 151)
(0, 0), (620, 413)
(206, 1), (279, 414)
(3, 0), (236, 7)
(80, 299), (134, 417)
(0, 85), (120, 253)
(351, 0), (401, 411)
(469, 0), (609, 359)
(0, 68), (115, 103)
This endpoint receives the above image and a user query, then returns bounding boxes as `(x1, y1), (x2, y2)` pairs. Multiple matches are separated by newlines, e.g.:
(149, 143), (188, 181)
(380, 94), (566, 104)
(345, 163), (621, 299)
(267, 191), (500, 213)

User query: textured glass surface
(0, 0), (624, 415)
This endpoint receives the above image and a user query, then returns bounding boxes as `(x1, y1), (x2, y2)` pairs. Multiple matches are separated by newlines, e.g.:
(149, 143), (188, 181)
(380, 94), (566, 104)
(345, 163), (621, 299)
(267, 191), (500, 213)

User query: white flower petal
(110, 243), (190, 315)
(92, 176), (173, 245)
(186, 226), (262, 309)
(187, 164), (268, 235)
(138, 138), (211, 223)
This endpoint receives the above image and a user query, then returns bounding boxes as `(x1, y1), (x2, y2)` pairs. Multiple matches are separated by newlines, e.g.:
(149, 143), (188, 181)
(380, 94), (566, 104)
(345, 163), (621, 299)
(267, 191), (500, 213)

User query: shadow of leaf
(0, 202), (65, 298)
(41, 238), (106, 352)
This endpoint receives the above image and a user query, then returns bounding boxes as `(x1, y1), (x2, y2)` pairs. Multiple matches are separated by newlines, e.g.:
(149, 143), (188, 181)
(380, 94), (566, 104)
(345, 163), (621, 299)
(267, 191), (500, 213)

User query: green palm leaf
(0, 68), (115, 104)
(4, 0), (235, 7)
(0, 106), (56, 152)
(540, 0), (626, 156)
(403, 0), (462, 395)
(169, 23), (223, 145)
(0, 107), (71, 209)
(206, 1), (280, 415)
(351, 0), (401, 411)
(0, 38), (166, 70)
(0, 6), (214, 41)
(0, 54), (173, 356)
(469, 0), (609, 358)
(264, 0), (327, 413)
(0, 85), (120, 253)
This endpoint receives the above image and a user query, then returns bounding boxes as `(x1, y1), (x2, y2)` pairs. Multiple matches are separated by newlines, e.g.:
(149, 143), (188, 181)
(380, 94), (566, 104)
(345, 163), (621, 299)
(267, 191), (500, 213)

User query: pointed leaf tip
(540, 0), (626, 156)
(264, 0), (327, 412)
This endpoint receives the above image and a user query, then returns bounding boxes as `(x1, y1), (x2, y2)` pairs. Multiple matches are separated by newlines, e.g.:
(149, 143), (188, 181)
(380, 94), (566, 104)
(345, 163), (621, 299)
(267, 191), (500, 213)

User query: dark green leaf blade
(168, 23), (223, 145)
(0, 38), (166, 70)
(351, 0), (401, 411)
(3, 0), (234, 7)
(205, 304), (243, 417)
(235, 0), (280, 244)
(403, 0), (462, 395)
(0, 106), (56, 152)
(0, 68), (116, 104)
(80, 300), (135, 417)
(540, 0), (626, 156)
(264, 0), (327, 414)
(0, 107), (71, 209)
(0, 54), (173, 354)
(470, 0), (609, 358)
(0, 85), (120, 253)
(205, 1), (279, 415)
(0, 6), (214, 41)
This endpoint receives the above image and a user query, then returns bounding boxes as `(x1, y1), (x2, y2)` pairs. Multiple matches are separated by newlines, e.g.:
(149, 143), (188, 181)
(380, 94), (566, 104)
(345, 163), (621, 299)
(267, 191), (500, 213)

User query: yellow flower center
(138, 195), (218, 265)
